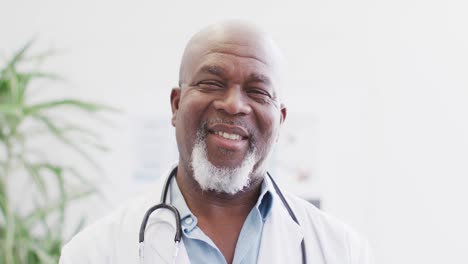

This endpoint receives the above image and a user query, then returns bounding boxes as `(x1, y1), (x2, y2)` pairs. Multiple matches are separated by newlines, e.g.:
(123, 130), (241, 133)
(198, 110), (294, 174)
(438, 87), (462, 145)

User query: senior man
(60, 21), (372, 264)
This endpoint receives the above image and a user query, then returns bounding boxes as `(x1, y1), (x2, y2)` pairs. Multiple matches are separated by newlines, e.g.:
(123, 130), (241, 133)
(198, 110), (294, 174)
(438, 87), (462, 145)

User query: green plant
(0, 41), (114, 263)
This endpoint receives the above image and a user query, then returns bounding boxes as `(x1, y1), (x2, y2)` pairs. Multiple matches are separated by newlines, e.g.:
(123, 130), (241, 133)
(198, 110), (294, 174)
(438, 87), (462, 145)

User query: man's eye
(248, 89), (272, 103)
(198, 80), (224, 88)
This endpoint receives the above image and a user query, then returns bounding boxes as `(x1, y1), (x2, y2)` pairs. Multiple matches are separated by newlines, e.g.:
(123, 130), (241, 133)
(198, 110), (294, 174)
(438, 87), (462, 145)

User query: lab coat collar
(257, 177), (304, 264)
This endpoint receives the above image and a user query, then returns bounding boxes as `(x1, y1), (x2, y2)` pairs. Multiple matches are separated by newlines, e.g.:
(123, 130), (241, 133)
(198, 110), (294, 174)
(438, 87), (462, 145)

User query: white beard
(191, 134), (257, 195)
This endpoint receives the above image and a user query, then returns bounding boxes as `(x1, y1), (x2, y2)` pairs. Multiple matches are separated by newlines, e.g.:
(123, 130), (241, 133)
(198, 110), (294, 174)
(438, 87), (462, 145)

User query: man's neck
(175, 165), (264, 264)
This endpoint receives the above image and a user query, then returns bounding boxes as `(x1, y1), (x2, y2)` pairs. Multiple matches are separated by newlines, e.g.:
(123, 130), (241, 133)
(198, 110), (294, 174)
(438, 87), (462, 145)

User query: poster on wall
(129, 114), (178, 182)
(272, 112), (322, 208)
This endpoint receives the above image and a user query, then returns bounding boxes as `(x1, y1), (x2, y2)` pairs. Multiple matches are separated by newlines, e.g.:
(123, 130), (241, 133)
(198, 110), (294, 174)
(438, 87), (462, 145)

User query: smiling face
(171, 22), (286, 192)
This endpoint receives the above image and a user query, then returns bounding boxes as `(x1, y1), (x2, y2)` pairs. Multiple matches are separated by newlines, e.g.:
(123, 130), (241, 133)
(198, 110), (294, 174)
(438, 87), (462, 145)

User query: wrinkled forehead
(179, 26), (284, 87)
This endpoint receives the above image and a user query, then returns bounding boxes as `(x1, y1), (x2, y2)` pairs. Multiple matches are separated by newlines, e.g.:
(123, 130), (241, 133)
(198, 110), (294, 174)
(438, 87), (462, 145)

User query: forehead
(182, 32), (282, 84)
(191, 51), (272, 81)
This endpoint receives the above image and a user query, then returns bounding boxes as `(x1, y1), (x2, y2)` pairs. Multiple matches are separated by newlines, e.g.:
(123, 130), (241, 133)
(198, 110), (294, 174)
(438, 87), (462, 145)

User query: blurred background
(1, 0), (468, 263)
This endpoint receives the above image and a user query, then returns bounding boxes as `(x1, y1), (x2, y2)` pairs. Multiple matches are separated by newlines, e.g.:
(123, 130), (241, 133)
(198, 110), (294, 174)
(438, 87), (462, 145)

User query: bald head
(178, 21), (284, 100)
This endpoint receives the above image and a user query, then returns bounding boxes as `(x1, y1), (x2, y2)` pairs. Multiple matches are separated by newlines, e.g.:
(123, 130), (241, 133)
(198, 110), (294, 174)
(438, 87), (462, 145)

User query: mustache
(204, 118), (255, 137)
(197, 119), (256, 146)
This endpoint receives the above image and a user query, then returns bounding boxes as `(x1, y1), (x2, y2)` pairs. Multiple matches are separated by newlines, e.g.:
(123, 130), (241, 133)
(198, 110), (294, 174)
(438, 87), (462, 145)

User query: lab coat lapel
(257, 193), (304, 264)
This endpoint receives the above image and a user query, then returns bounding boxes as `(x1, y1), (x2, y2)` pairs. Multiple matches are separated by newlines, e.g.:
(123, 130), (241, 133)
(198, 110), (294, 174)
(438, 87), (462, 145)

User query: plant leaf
(40, 163), (67, 237)
(22, 49), (60, 63)
(0, 104), (21, 115)
(26, 241), (57, 264)
(24, 99), (118, 115)
(23, 161), (50, 199)
(1, 38), (35, 73)
(29, 113), (101, 170)
(24, 188), (95, 228)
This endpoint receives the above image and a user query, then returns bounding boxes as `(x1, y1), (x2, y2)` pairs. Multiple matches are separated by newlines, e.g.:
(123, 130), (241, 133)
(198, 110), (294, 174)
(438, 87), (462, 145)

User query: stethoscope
(139, 167), (307, 264)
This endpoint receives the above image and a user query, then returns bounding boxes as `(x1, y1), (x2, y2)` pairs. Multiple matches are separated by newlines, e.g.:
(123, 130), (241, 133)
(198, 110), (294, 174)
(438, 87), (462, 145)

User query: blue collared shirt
(170, 176), (274, 264)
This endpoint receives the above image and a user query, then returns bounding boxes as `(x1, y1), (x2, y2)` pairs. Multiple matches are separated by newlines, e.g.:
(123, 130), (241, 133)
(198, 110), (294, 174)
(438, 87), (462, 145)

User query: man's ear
(275, 103), (287, 143)
(280, 103), (287, 125)
(170, 88), (181, 127)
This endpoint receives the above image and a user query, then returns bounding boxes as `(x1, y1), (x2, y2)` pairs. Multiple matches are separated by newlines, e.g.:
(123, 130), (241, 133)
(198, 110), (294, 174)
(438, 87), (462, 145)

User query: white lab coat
(60, 167), (373, 264)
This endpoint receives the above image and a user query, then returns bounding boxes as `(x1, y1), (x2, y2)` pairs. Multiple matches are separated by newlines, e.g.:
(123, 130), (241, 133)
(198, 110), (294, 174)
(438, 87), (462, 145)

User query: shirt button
(184, 217), (194, 225)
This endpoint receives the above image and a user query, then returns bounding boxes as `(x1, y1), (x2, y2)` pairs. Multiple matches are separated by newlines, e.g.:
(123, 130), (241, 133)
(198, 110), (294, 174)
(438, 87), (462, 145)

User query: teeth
(215, 131), (242, 140)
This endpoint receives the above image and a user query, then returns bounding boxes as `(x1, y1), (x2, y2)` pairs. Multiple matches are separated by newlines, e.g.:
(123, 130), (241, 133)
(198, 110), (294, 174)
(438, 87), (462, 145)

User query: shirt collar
(257, 174), (274, 221)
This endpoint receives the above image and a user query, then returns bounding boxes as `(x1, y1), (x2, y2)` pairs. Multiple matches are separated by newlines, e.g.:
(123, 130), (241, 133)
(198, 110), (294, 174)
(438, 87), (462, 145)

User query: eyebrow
(199, 65), (271, 85)
(199, 65), (227, 78)
(247, 73), (271, 86)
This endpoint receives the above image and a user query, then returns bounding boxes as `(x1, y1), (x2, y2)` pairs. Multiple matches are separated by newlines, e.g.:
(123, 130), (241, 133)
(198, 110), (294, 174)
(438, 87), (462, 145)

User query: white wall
(2, 0), (468, 263)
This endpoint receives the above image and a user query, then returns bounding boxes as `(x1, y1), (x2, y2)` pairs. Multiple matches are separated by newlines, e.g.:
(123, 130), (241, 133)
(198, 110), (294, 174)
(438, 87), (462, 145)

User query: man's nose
(213, 86), (252, 115)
